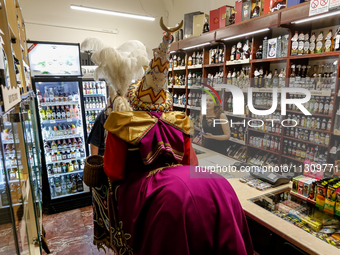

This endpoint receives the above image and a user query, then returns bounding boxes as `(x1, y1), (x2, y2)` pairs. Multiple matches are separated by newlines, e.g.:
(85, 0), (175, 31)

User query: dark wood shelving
(283, 136), (329, 148)
(248, 128), (281, 137)
(247, 144), (280, 155)
(286, 126), (330, 134)
(281, 154), (305, 164)
(290, 52), (340, 60)
(290, 191), (316, 205)
(203, 63), (224, 68)
(251, 57), (288, 63)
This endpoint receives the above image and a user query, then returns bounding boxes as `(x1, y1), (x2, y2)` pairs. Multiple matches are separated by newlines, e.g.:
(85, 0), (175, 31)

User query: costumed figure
(85, 18), (254, 255)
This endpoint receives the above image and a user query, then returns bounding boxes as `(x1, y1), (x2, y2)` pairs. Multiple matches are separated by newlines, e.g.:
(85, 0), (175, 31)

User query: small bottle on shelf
(316, 31), (324, 53)
(298, 32), (304, 55)
(255, 45), (263, 59)
(324, 29), (333, 52)
(334, 27), (340, 51)
(277, 36), (282, 58)
(303, 33), (310, 54)
(263, 37), (268, 59)
(291, 31), (299, 55)
(230, 45), (236, 61)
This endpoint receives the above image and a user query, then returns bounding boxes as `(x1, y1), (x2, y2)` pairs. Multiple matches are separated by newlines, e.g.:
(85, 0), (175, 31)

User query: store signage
(201, 85), (311, 116)
(1, 85), (21, 112)
(330, 0), (340, 10)
(309, 0), (329, 16)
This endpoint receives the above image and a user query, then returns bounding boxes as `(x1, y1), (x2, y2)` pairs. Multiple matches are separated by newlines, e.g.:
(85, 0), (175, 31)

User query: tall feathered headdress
(80, 38), (149, 113)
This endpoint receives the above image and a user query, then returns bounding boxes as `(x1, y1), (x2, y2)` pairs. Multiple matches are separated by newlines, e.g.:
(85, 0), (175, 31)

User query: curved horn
(160, 17), (183, 35)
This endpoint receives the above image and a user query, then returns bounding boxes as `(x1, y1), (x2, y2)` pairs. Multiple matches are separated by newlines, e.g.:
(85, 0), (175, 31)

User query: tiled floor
(42, 206), (115, 255)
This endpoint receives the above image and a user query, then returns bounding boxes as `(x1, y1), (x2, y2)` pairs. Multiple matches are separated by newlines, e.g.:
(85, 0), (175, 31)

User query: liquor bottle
(230, 45), (236, 61)
(40, 107), (46, 120)
(236, 42), (242, 60)
(298, 32), (304, 55)
(291, 31), (299, 55)
(173, 55), (177, 67)
(210, 50), (215, 64)
(263, 37), (268, 59)
(277, 36), (282, 58)
(76, 174), (84, 192)
(259, 67), (264, 88)
(229, 8), (235, 25)
(218, 48), (223, 63)
(295, 65), (301, 88)
(215, 47), (220, 64)
(46, 106), (52, 120)
(255, 45), (263, 59)
(243, 40), (250, 59)
(334, 27), (340, 51)
(282, 34), (289, 57)
(50, 178), (56, 198)
(203, 17), (209, 33)
(55, 177), (62, 196)
(279, 68), (286, 88)
(289, 65), (296, 88)
(272, 69), (279, 88)
(303, 33), (310, 54)
(188, 55), (192, 66)
(251, 0), (260, 18)
(316, 31), (324, 53)
(324, 29), (333, 52)
(51, 106), (56, 120)
(61, 176), (67, 195)
(71, 174), (77, 193)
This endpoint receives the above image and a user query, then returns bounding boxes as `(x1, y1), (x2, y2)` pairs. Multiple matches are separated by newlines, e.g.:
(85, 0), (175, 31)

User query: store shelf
(286, 110), (332, 118)
(224, 111), (246, 118)
(173, 104), (185, 108)
(40, 101), (79, 106)
(172, 85), (186, 89)
(187, 105), (200, 110)
(85, 108), (104, 111)
(289, 90), (332, 97)
(83, 94), (106, 97)
(51, 190), (87, 200)
(281, 154), (306, 164)
(48, 169), (83, 178)
(41, 118), (80, 124)
(290, 191), (316, 205)
(173, 66), (186, 70)
(46, 157), (85, 165)
(44, 134), (83, 141)
(247, 144), (280, 155)
(252, 88), (282, 93)
(189, 86), (203, 90)
(203, 63), (224, 67)
(290, 126), (330, 134)
(2, 139), (19, 144)
(283, 136), (329, 148)
(290, 52), (340, 60)
(188, 64), (203, 69)
(248, 128), (281, 137)
(229, 137), (245, 145)
(226, 59), (250, 65)
(251, 57), (287, 63)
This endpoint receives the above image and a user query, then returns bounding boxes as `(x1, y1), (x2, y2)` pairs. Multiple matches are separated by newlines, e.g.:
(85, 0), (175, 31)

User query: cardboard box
(286, 0), (304, 8)
(235, 0), (243, 24)
(264, 0), (286, 14)
(225, 6), (233, 26)
(209, 6), (230, 31)
(193, 14), (209, 36)
(267, 38), (278, 58)
(184, 11), (204, 39)
(250, 0), (265, 18)
(241, 1), (252, 21)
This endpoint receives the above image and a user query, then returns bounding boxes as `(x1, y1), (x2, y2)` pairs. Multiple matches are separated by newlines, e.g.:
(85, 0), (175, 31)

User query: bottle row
(169, 72), (203, 86)
(49, 174), (84, 198)
(42, 123), (82, 139)
(225, 67), (251, 89)
(209, 47), (225, 64)
(230, 40), (253, 61)
(289, 95), (335, 115)
(87, 123), (94, 136)
(187, 52), (203, 66)
(39, 105), (80, 121)
(250, 121), (282, 135)
(285, 115), (332, 131)
(291, 29), (340, 55)
(174, 93), (202, 107)
(247, 151), (278, 167)
(47, 160), (84, 175)
(255, 35), (289, 59)
(37, 87), (79, 104)
(230, 125), (246, 141)
(44, 139), (85, 163)
(283, 141), (328, 164)
(226, 144), (246, 160)
(253, 68), (286, 88)
(284, 128), (330, 146)
(170, 55), (188, 68)
(249, 135), (281, 153)
(289, 63), (338, 92)
(86, 110), (101, 123)
(82, 81), (106, 95)
(85, 97), (106, 109)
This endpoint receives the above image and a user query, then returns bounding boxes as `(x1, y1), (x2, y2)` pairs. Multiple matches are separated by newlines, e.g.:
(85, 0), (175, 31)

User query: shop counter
(193, 144), (340, 255)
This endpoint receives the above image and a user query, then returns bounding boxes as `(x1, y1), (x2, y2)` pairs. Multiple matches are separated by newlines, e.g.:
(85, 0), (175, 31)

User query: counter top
(192, 144), (340, 255)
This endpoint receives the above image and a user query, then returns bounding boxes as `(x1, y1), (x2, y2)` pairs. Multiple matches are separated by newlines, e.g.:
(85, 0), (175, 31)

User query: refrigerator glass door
(35, 81), (87, 200)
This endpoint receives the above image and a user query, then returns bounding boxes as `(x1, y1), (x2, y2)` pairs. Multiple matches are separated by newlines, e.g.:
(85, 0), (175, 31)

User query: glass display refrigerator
(0, 93), (43, 254)
(28, 41), (91, 213)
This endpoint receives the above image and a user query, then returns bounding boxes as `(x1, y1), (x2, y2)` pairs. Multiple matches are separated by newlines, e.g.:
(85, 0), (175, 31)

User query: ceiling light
(182, 42), (211, 50)
(222, 28), (270, 41)
(292, 10), (340, 24)
(70, 4), (155, 21)
(170, 51), (176, 53)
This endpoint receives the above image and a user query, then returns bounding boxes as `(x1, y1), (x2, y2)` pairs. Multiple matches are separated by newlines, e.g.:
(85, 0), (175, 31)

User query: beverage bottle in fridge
(76, 173), (84, 192)
(44, 87), (49, 103)
(61, 176), (67, 195)
(56, 106), (61, 119)
(60, 106), (65, 119)
(83, 82), (87, 95)
(46, 106), (52, 120)
(55, 177), (62, 196)
(65, 105), (71, 119)
(86, 83), (90, 95)
(50, 178), (56, 198)
(70, 105), (75, 118)
(71, 174), (77, 193)
(40, 107), (46, 120)
(96, 98), (99, 108)
(68, 160), (74, 172)
(66, 175), (72, 194)
(52, 106), (56, 120)
(49, 88), (55, 102)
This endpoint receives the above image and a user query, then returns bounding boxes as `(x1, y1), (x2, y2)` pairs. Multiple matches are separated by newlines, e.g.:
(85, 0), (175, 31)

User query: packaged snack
(309, 180), (317, 200)
(324, 198), (336, 214)
(335, 186), (340, 217)
(316, 181), (328, 209)
(278, 203), (292, 214)
(292, 175), (305, 193)
(303, 179), (316, 198)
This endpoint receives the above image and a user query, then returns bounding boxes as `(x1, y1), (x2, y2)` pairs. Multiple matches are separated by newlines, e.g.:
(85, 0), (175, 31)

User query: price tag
(67, 119), (73, 122)
(50, 120), (56, 124)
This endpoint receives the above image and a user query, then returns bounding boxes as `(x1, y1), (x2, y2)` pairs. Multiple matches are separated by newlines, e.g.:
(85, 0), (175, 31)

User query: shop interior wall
(20, 0), (168, 59)
(163, 0), (235, 26)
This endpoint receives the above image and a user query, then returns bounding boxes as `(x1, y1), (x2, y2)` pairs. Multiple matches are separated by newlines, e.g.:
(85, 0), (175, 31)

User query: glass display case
(249, 187), (340, 250)
(0, 93), (43, 254)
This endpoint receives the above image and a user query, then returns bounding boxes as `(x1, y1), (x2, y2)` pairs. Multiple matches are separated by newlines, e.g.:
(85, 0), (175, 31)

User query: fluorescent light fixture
(222, 28), (270, 41)
(170, 51), (176, 53)
(292, 10), (340, 24)
(70, 4), (155, 21)
(182, 42), (211, 50)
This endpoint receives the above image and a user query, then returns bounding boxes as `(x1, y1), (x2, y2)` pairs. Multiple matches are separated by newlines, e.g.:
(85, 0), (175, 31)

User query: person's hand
(202, 133), (214, 139)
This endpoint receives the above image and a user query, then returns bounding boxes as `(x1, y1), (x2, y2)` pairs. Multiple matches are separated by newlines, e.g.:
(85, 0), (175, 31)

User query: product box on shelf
(193, 14), (209, 36)
(241, 0), (252, 21)
(235, 0), (243, 24)
(184, 11), (204, 38)
(250, 0), (265, 18)
(267, 38), (278, 58)
(264, 0), (286, 14)
(286, 0), (305, 8)
(209, 6), (231, 31)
